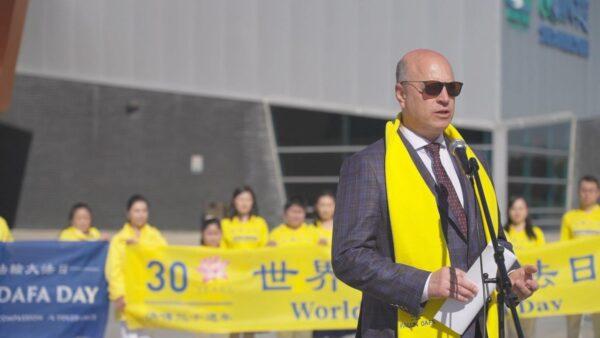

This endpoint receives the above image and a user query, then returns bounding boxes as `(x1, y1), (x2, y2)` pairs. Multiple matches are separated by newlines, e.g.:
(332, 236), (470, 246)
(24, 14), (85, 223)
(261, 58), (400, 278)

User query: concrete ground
(11, 228), (594, 338)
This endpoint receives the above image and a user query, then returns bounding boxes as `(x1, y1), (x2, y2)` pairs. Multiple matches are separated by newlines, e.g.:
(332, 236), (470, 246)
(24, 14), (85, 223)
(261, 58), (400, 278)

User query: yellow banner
(516, 237), (600, 318)
(123, 244), (360, 333)
(123, 237), (600, 332)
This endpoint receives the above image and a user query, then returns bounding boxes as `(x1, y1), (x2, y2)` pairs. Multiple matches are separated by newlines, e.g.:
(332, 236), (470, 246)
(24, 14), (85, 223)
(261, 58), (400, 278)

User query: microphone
(449, 140), (473, 176)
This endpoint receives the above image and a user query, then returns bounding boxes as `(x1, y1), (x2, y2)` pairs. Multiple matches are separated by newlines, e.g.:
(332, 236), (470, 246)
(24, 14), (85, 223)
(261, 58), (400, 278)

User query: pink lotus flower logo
(197, 256), (229, 283)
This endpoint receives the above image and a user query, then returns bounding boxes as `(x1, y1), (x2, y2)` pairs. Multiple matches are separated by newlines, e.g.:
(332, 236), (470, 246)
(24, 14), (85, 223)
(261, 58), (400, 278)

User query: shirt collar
(399, 125), (446, 151)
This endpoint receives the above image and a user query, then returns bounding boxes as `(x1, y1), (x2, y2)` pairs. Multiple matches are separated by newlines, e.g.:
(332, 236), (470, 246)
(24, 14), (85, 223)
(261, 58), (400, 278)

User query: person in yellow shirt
(269, 197), (317, 338)
(105, 194), (167, 338)
(222, 190), (265, 338)
(0, 216), (14, 242)
(221, 186), (269, 249)
(197, 218), (228, 338)
(503, 196), (545, 338)
(200, 217), (223, 248)
(504, 196), (546, 250)
(59, 203), (105, 241)
(560, 175), (600, 338)
(313, 191), (336, 247)
(197, 217), (227, 338)
(269, 197), (319, 248)
(312, 193), (355, 338)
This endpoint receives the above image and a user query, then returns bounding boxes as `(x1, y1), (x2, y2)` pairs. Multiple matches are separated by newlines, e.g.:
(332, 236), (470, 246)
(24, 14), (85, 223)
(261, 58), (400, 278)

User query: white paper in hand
(433, 243), (517, 335)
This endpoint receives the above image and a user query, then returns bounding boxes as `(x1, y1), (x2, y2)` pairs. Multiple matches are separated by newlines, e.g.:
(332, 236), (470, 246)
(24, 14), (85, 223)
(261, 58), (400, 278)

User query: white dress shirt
(398, 125), (465, 302)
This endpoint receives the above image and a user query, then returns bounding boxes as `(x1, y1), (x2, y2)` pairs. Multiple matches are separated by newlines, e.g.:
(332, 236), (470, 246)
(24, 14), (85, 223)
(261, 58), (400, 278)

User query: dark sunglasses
(400, 81), (463, 97)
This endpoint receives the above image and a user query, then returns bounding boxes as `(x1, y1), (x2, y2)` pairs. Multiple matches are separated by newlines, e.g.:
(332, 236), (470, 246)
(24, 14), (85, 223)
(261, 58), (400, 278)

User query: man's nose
(437, 86), (450, 105)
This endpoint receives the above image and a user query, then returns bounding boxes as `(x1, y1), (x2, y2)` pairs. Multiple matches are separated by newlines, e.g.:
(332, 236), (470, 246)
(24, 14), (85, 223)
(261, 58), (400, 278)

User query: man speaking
(332, 49), (538, 338)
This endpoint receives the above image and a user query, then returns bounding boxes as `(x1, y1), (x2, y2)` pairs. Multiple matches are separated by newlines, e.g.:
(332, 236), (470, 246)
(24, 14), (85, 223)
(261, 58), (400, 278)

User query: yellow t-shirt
(506, 226), (545, 253)
(0, 217), (14, 242)
(560, 204), (600, 241)
(269, 223), (319, 246)
(59, 226), (102, 241)
(105, 223), (167, 301)
(221, 215), (269, 249)
(314, 220), (333, 246)
(200, 243), (225, 249)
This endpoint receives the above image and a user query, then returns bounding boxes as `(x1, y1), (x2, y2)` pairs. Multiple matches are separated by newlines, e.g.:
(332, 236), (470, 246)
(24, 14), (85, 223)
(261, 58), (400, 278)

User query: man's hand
(509, 265), (538, 300)
(428, 267), (479, 302)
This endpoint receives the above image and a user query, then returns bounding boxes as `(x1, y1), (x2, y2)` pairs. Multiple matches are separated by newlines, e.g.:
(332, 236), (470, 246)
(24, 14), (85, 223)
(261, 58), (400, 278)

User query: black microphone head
(449, 139), (467, 156)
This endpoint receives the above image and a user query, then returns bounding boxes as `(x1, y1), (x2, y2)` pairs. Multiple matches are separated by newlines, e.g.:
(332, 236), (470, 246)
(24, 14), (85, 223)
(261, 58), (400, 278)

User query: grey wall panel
(16, 0), (502, 121)
(1, 75), (283, 230)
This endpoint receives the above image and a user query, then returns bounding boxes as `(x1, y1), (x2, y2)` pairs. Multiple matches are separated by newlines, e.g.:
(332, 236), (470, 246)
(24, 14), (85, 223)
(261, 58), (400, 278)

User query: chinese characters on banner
(123, 237), (600, 333)
(517, 236), (600, 318)
(123, 244), (361, 333)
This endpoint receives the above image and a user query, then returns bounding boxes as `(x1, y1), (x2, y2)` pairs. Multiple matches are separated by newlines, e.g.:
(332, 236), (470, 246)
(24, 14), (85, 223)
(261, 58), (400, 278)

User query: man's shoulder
(346, 138), (385, 164)
(338, 139), (385, 177)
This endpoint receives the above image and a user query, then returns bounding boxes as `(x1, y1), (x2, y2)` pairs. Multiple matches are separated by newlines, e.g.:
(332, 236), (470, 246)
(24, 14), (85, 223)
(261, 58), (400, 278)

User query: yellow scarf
(385, 118), (499, 338)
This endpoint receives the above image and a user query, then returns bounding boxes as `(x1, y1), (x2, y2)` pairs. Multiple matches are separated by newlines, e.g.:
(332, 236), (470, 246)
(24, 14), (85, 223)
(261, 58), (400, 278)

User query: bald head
(395, 49), (454, 83)
(394, 49), (458, 141)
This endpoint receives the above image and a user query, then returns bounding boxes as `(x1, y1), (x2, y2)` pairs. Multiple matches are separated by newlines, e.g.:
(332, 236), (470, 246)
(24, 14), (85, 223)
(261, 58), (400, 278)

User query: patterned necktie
(424, 142), (468, 237)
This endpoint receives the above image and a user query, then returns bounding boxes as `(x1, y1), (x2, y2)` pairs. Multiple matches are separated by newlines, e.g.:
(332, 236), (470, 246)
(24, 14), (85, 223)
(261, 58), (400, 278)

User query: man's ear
(395, 83), (407, 110)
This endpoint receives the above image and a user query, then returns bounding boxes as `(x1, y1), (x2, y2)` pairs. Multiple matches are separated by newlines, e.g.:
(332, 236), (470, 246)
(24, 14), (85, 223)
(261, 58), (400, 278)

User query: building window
(507, 122), (571, 228)
(271, 106), (385, 205)
(459, 128), (493, 169)
(271, 106), (493, 207)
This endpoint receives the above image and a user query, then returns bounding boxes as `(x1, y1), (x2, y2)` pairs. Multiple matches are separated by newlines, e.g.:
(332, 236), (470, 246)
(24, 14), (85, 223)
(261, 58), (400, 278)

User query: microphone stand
(463, 157), (525, 338)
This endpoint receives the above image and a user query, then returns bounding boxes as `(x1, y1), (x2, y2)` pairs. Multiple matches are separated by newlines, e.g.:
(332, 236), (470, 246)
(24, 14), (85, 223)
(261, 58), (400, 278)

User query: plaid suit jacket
(332, 135), (514, 338)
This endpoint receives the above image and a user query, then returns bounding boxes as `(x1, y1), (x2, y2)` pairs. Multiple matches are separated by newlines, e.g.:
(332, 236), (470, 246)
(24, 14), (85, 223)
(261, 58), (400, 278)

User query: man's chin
(432, 120), (452, 133)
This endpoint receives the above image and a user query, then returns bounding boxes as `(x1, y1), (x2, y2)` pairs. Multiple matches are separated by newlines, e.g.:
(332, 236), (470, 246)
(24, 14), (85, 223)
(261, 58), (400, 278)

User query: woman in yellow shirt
(0, 216), (14, 242)
(221, 186), (269, 249)
(200, 217), (223, 248)
(197, 218), (228, 338)
(105, 194), (167, 338)
(504, 196), (545, 250)
(59, 203), (104, 241)
(313, 191), (336, 246)
(503, 196), (545, 338)
(312, 193), (354, 338)
(221, 187), (268, 338)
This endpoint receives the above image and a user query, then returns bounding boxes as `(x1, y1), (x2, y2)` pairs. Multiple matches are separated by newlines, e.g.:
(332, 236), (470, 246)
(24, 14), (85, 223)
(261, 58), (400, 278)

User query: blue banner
(0, 241), (109, 338)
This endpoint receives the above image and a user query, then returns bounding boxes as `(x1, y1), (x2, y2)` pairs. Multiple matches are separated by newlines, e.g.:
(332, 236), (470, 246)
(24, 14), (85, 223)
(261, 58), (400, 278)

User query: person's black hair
(200, 217), (221, 246)
(314, 190), (336, 222)
(68, 202), (92, 222)
(579, 175), (600, 189)
(503, 196), (537, 240)
(127, 194), (149, 211)
(229, 186), (259, 217)
(284, 196), (307, 212)
(65, 202), (93, 231)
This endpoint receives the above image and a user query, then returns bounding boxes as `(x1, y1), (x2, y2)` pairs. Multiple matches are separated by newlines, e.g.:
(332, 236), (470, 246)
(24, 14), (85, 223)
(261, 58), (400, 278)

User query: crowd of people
(0, 186), (343, 338)
(0, 175), (599, 338)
